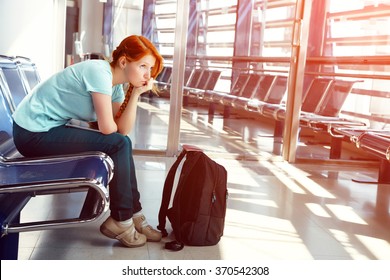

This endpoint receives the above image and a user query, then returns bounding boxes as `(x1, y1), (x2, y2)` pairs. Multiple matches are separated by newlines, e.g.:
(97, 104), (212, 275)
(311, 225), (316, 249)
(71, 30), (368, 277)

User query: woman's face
(124, 54), (156, 88)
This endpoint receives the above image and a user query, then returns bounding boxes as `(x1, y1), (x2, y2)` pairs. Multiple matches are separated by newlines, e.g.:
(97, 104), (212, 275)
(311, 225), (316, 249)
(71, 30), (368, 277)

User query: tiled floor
(17, 97), (390, 260)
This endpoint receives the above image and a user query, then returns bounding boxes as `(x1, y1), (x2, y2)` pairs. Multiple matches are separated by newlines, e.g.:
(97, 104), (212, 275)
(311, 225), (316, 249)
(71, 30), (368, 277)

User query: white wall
(0, 0), (143, 79)
(0, 0), (66, 80)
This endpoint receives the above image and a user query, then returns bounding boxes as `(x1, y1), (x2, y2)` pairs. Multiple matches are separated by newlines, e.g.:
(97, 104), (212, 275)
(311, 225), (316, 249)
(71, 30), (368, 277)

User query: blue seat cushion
(0, 156), (111, 188)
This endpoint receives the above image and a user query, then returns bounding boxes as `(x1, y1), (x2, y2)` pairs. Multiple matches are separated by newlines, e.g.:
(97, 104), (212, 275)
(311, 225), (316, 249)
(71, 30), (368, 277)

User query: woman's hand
(132, 78), (154, 96)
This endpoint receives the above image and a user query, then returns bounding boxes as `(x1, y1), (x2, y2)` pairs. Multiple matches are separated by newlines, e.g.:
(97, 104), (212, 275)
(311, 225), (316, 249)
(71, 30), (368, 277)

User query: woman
(12, 35), (164, 248)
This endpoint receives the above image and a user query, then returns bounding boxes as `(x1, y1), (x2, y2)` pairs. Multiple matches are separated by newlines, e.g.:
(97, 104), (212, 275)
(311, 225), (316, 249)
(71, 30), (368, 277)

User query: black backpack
(158, 145), (228, 251)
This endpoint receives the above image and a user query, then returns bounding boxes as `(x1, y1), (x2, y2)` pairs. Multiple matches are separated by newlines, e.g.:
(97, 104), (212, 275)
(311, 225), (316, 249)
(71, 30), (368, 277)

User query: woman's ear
(118, 56), (127, 69)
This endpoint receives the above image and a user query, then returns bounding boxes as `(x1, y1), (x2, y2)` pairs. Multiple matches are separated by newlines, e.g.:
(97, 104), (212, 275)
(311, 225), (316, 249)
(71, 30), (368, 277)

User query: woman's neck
(111, 65), (124, 86)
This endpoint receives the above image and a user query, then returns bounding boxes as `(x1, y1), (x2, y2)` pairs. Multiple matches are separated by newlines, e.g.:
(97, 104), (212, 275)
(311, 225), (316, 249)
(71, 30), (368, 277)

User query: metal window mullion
(166, 0), (190, 156)
(282, 0), (312, 162)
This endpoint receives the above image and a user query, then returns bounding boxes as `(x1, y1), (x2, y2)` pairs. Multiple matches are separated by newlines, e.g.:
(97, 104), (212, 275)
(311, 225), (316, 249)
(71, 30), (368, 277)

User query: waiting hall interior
(1, 0), (390, 261)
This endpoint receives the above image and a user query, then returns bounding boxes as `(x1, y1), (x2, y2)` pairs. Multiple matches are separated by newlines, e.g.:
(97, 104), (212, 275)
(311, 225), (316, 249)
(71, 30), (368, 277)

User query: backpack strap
(157, 148), (187, 237)
(167, 151), (202, 244)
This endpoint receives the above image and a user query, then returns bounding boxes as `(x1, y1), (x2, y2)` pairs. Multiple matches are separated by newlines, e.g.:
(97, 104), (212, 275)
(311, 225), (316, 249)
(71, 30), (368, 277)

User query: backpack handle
(157, 148), (188, 236)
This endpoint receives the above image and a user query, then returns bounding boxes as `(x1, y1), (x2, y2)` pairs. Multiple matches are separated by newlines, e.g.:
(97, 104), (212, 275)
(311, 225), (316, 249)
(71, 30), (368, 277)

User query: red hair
(111, 35), (164, 118)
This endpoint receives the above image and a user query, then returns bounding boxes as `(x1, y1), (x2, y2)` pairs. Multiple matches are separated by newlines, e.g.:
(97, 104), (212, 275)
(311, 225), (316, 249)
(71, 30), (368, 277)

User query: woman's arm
(114, 79), (154, 135)
(92, 92), (118, 134)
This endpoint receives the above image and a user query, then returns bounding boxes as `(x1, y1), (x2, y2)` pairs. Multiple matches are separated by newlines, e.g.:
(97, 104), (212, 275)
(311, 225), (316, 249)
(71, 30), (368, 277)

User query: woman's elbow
(117, 127), (130, 136)
(99, 123), (118, 135)
(100, 129), (116, 135)
(115, 121), (132, 136)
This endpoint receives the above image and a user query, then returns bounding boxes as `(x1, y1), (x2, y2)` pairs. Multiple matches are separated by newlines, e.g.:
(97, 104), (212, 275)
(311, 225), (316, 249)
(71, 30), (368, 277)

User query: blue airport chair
(0, 56), (30, 110)
(0, 62), (113, 260)
(14, 56), (41, 91)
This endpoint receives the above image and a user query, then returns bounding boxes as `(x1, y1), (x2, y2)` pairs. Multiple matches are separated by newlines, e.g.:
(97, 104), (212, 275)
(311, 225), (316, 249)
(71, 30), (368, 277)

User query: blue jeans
(12, 122), (141, 221)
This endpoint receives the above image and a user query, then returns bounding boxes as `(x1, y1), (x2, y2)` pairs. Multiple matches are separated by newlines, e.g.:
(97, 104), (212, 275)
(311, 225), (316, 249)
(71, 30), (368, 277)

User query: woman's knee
(124, 136), (133, 150)
(113, 134), (131, 150)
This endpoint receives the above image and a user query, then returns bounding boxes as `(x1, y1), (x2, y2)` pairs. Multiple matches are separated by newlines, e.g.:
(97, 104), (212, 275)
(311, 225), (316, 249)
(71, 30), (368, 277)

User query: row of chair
(157, 65), (390, 166)
(0, 55), (41, 110)
(155, 66), (359, 126)
(155, 66), (289, 116)
(329, 126), (390, 186)
(0, 55), (114, 259)
(155, 66), (223, 107)
(217, 73), (288, 112)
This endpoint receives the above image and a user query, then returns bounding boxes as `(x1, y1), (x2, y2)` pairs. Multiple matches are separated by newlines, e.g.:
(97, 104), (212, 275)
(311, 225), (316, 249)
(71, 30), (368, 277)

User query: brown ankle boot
(133, 215), (162, 242)
(100, 216), (147, 248)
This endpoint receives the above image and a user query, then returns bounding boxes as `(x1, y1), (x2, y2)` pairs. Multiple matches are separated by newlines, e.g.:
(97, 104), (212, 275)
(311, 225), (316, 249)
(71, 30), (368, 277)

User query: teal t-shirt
(12, 60), (124, 132)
